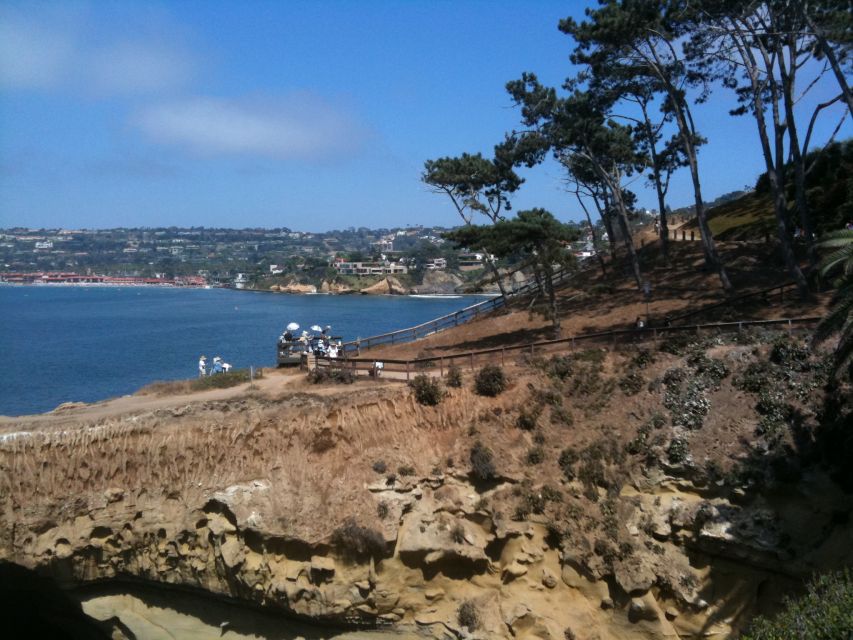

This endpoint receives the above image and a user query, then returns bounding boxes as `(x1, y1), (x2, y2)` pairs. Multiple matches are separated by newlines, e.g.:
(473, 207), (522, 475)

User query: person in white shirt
(198, 356), (207, 377)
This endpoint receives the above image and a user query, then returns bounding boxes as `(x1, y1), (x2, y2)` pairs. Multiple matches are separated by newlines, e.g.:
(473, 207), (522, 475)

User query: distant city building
(333, 260), (408, 277)
(458, 252), (486, 271)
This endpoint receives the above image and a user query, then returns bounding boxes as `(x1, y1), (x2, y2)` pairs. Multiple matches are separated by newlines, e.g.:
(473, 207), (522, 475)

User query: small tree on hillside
(422, 151), (523, 297)
(445, 209), (579, 336)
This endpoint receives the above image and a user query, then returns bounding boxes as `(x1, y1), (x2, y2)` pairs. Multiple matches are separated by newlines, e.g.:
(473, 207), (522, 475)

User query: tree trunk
(803, 12), (853, 114)
(780, 36), (815, 263)
(736, 40), (809, 296)
(674, 104), (732, 292)
(485, 256), (508, 298)
(640, 104), (670, 261)
(542, 260), (561, 338)
(575, 192), (607, 276)
(640, 39), (732, 293)
(611, 189), (643, 288)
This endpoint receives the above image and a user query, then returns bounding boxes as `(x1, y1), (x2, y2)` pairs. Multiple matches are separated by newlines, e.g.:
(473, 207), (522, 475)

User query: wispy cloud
(0, 11), (75, 89)
(133, 95), (367, 161)
(0, 6), (195, 95)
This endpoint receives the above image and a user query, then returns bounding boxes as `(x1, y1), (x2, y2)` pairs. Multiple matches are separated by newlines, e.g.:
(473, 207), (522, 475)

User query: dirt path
(0, 368), (400, 432)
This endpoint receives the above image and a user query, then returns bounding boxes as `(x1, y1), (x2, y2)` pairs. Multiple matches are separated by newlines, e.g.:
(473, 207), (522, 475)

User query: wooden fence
(316, 316), (821, 382)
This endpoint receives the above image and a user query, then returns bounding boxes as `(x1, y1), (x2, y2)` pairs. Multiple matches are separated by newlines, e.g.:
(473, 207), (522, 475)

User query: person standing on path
(198, 355), (207, 377)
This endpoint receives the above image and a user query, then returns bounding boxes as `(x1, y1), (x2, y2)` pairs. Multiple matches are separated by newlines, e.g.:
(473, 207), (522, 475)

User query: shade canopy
(286, 322), (300, 331)
(310, 325), (323, 332)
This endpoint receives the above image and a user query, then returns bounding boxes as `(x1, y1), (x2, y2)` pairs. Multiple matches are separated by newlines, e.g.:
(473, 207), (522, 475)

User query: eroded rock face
(2, 377), (852, 640)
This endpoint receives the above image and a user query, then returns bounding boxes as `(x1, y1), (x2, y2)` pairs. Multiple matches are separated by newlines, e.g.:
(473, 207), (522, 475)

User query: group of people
(279, 324), (342, 358)
(198, 355), (232, 377)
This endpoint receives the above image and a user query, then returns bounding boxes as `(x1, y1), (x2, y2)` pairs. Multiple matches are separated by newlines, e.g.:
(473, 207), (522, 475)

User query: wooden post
(406, 361), (410, 382)
(470, 352), (475, 371)
(501, 348), (505, 365)
(681, 230), (686, 240)
(439, 357), (444, 376)
(690, 231), (695, 241)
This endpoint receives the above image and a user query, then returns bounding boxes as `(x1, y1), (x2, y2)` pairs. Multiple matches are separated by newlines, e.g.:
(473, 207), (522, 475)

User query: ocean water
(0, 286), (484, 416)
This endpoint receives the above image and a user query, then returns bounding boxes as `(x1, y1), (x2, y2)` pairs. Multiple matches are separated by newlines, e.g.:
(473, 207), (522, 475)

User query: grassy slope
(683, 190), (776, 240)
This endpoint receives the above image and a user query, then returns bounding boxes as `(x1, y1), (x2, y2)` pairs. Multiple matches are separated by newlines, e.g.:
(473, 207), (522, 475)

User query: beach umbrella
(286, 322), (300, 331)
(310, 325), (323, 332)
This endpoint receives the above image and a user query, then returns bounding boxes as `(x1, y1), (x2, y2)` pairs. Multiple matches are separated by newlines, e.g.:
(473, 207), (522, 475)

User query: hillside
(681, 139), (852, 241)
(0, 237), (850, 640)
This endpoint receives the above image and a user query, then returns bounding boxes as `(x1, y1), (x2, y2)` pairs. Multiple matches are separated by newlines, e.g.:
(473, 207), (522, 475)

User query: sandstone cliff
(1, 332), (850, 639)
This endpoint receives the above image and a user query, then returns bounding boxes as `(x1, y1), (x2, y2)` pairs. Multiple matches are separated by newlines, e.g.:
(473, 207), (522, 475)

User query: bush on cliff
(446, 364), (463, 387)
(410, 374), (444, 406)
(330, 518), (386, 561)
(470, 441), (497, 481)
(474, 364), (507, 397)
(457, 600), (480, 631)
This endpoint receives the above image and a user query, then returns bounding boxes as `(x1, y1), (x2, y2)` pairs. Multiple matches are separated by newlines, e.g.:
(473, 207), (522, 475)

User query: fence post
(652, 329), (658, 347)
(406, 361), (410, 382)
(571, 337), (575, 352)
(501, 348), (505, 366)
(470, 352), (475, 371)
(787, 319), (793, 335)
(439, 357), (444, 376)
(690, 231), (695, 241)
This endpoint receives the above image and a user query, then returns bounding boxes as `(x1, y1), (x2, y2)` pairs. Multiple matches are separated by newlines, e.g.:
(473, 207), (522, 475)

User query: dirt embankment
(2, 323), (850, 639)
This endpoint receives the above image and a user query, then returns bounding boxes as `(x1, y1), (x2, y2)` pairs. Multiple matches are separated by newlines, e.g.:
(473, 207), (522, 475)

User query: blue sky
(0, 1), (850, 231)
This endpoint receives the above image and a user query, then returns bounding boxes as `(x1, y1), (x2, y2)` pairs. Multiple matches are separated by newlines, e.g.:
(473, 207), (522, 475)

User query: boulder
(361, 277), (407, 295)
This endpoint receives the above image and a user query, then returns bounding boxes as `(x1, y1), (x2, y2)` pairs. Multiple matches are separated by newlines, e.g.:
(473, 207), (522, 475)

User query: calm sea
(0, 286), (484, 416)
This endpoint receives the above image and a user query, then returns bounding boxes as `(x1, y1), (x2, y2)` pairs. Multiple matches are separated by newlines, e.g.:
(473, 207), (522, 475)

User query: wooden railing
(340, 263), (581, 356)
(319, 316), (821, 381)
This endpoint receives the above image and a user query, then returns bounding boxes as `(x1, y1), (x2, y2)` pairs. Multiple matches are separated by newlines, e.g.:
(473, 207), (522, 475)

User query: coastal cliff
(1, 333), (851, 639)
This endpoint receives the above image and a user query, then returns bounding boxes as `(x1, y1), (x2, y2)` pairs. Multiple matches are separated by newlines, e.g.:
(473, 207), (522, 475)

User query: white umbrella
(286, 322), (300, 331)
(310, 325), (323, 332)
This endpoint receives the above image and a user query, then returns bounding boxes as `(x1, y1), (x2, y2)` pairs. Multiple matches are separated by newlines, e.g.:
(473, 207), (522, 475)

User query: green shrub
(308, 367), (354, 385)
(470, 442), (497, 481)
(735, 361), (778, 393)
(191, 368), (258, 391)
(377, 501), (389, 519)
(526, 446), (545, 465)
(457, 600), (480, 631)
(667, 437), (689, 464)
(516, 407), (540, 430)
(659, 332), (694, 355)
(618, 370), (645, 395)
(742, 569), (853, 640)
(410, 374), (444, 406)
(770, 337), (811, 371)
(474, 364), (507, 396)
(545, 355), (574, 380)
(688, 353), (730, 388)
(445, 364), (463, 388)
(631, 349), (656, 369)
(551, 404), (575, 427)
(558, 448), (579, 481)
(330, 518), (386, 561)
